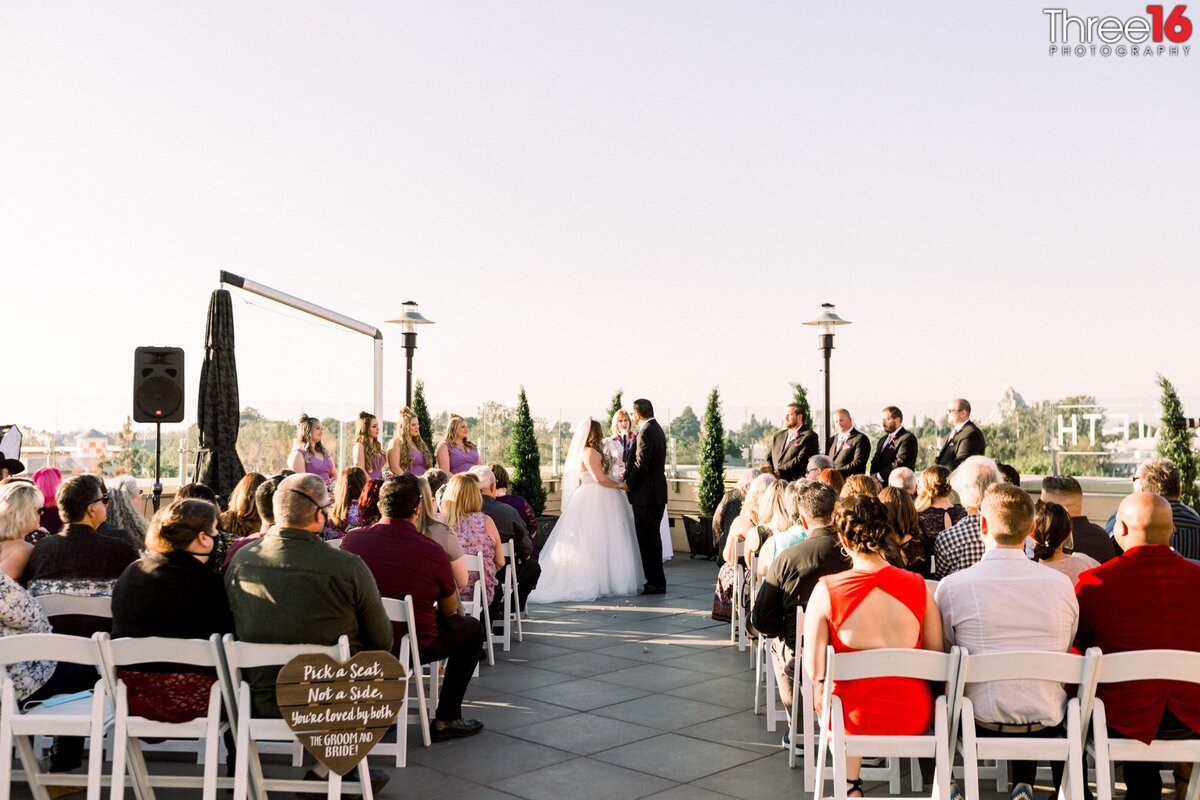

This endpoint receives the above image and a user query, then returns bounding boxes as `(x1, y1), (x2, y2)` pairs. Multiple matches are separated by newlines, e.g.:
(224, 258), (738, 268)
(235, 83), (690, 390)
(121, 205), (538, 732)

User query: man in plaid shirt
(933, 456), (1003, 578)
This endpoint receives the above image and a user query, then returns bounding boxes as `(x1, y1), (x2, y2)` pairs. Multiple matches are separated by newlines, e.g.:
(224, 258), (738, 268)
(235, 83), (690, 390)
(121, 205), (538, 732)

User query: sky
(2, 1), (1197, 436)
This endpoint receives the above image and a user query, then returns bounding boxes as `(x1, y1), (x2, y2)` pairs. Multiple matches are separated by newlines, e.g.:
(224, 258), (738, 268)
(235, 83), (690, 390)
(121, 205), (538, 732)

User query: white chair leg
(110, 711), (129, 800)
(86, 687), (106, 800)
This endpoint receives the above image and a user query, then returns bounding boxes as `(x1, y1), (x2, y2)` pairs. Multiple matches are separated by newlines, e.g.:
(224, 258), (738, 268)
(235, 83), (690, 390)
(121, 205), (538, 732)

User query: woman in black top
(111, 499), (234, 723)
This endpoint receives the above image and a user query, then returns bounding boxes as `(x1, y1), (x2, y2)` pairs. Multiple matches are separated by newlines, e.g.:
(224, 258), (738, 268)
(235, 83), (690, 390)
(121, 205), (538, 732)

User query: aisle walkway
(410, 556), (799, 800)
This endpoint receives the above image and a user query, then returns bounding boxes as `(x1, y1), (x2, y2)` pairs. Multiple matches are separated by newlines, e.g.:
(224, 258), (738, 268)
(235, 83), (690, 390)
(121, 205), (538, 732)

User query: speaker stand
(152, 421), (163, 513)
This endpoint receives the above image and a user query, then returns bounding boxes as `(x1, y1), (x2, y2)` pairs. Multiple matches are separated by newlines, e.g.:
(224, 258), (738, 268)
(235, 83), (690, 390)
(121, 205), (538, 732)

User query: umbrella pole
(152, 421), (163, 512)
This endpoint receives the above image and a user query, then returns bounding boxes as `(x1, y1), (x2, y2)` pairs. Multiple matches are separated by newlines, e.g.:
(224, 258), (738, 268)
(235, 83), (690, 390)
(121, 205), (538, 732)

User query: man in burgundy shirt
(1075, 492), (1200, 799)
(342, 474), (485, 742)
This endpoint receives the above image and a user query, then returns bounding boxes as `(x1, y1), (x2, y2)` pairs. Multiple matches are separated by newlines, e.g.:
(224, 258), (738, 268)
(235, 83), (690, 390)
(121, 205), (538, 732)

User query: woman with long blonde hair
(387, 407), (434, 477)
(436, 415), (480, 475)
(439, 473), (503, 605)
(351, 412), (385, 481)
(286, 413), (336, 483)
(914, 465), (966, 547)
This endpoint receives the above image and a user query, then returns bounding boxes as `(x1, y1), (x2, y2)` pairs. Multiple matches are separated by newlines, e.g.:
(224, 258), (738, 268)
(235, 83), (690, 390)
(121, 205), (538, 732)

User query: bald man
(1075, 493), (1200, 799)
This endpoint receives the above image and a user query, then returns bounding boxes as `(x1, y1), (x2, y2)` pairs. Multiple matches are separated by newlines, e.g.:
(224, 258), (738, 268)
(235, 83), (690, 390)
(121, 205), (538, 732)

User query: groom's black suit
(625, 418), (668, 590)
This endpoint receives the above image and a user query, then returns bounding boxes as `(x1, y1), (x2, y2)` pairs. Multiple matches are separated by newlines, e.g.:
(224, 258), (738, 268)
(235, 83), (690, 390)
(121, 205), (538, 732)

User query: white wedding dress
(528, 438), (644, 603)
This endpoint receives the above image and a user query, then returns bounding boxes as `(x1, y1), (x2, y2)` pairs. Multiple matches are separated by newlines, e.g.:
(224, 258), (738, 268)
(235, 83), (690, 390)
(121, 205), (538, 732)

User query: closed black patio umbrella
(196, 288), (245, 504)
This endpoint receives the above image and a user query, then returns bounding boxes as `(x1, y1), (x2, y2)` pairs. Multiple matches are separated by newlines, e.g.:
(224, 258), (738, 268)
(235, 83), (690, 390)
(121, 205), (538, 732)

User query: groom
(625, 398), (668, 594)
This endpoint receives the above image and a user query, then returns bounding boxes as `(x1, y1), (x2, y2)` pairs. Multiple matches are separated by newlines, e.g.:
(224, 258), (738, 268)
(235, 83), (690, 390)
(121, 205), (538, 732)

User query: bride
(528, 418), (645, 603)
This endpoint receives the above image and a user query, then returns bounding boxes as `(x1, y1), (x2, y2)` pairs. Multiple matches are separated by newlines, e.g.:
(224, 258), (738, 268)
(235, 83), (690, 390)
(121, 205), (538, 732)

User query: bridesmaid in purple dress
(440, 473), (504, 606)
(437, 415), (481, 475)
(386, 407), (434, 477)
(351, 411), (386, 480)
(286, 414), (336, 484)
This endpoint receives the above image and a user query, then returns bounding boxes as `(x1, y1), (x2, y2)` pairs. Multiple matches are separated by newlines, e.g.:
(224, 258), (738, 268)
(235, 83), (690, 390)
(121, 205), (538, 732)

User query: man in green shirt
(225, 473), (393, 717)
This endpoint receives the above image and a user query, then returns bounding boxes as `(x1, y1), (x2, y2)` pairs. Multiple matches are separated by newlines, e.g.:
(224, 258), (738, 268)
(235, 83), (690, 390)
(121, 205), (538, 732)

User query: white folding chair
(219, 634), (375, 800)
(787, 613), (905, 794)
(379, 595), (431, 764)
(750, 550), (784, 730)
(463, 552), (495, 667)
(0, 633), (112, 800)
(731, 540), (749, 652)
(1082, 647), (1200, 800)
(326, 538), (343, 550)
(495, 539), (523, 651)
(951, 649), (1091, 800)
(813, 646), (958, 800)
(95, 633), (232, 800)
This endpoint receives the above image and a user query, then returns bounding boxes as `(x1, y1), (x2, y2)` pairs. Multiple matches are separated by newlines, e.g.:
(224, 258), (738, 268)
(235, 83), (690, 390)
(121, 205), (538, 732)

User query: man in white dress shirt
(935, 483), (1079, 800)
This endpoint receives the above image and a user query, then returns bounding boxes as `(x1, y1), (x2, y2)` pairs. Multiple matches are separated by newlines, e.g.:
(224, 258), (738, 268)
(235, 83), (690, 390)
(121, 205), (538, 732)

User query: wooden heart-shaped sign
(276, 650), (408, 776)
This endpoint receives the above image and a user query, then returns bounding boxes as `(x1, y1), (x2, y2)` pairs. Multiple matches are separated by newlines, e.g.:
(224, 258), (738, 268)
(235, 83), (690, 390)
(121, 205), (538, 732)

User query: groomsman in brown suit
(825, 408), (870, 477)
(936, 398), (986, 471)
(762, 403), (819, 481)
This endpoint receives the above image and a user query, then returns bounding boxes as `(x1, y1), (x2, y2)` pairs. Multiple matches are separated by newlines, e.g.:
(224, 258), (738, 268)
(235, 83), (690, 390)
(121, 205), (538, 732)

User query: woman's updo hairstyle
(1031, 499), (1073, 562)
(832, 494), (895, 558)
(145, 499), (218, 554)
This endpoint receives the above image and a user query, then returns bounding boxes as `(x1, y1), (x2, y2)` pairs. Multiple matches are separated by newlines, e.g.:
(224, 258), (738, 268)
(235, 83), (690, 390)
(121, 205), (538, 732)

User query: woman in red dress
(803, 493), (944, 797)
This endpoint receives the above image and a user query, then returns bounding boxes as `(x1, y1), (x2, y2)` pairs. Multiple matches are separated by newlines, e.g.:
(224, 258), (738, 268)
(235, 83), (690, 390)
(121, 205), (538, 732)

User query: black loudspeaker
(133, 347), (185, 423)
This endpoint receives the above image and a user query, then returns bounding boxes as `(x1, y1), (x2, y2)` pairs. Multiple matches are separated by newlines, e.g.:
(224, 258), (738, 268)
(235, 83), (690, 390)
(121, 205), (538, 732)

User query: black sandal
(847, 778), (865, 798)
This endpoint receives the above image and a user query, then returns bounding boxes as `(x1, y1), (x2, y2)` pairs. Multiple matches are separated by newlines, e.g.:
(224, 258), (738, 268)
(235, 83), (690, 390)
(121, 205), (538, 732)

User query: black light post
(802, 303), (851, 445)
(386, 301), (435, 406)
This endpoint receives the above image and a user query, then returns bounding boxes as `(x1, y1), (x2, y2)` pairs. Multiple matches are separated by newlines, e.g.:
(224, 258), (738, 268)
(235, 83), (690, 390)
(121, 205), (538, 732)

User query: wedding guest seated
(32, 467), (63, 536)
(804, 494), (944, 798)
(936, 484), (1078, 800)
(224, 473), (392, 795)
(424, 468), (450, 503)
(341, 475), (485, 741)
(489, 464), (539, 556)
(1075, 492), (1200, 799)
(357, 479), (383, 529)
(713, 468), (754, 563)
(219, 472), (266, 538)
(887, 467), (918, 497)
(714, 474), (775, 621)
(933, 456), (1003, 578)
(440, 473), (503, 608)
(102, 478), (147, 550)
(111, 500), (235, 723)
(817, 467), (845, 495)
(176, 483), (234, 567)
(753, 480), (848, 712)
(0, 570), (54, 702)
(471, 466), (540, 616)
(915, 465), (967, 552)
(805, 455), (834, 480)
(1030, 500), (1100, 585)
(1040, 475), (1115, 563)
(841, 474), (881, 499)
(326, 466), (368, 538)
(0, 480), (39, 580)
(997, 463), (1021, 486)
(416, 477), (467, 590)
(25, 473), (139, 773)
(878, 486), (929, 576)
(1104, 458), (1200, 561)
(744, 479), (790, 562)
(221, 475), (281, 571)
(756, 480), (809, 577)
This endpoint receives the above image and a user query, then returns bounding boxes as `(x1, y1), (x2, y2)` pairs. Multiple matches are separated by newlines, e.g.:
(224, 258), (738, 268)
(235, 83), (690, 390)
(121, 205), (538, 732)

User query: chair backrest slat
(960, 650), (1088, 685)
(0, 632), (103, 666)
(462, 552), (484, 575)
(828, 647), (955, 683)
(221, 633), (350, 677)
(104, 635), (222, 667)
(1094, 649), (1200, 684)
(36, 594), (113, 619)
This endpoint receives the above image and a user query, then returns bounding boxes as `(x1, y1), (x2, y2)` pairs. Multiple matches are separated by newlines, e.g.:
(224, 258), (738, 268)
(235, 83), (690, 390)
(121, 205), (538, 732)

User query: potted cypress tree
(509, 386), (547, 515)
(412, 380), (434, 450)
(1157, 374), (1199, 506)
(690, 387), (725, 560)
